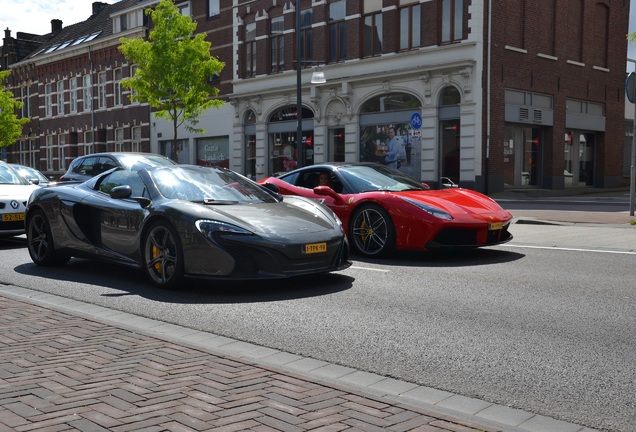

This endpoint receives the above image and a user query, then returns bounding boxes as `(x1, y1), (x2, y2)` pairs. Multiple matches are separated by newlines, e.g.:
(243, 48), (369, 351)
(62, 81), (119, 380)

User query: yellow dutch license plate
(2, 213), (25, 222)
(488, 222), (503, 231)
(304, 242), (327, 254)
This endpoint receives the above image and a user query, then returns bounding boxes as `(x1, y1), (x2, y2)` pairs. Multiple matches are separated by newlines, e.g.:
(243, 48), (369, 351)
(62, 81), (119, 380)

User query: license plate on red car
(304, 242), (327, 254)
(488, 222), (503, 230)
(2, 213), (24, 222)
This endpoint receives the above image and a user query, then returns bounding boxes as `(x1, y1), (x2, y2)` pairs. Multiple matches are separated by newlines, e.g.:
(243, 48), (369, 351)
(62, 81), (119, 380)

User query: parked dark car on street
(26, 164), (350, 289)
(59, 152), (176, 182)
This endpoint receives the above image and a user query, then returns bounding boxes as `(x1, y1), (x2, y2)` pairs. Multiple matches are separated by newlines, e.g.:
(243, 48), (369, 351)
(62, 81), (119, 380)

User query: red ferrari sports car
(259, 162), (513, 257)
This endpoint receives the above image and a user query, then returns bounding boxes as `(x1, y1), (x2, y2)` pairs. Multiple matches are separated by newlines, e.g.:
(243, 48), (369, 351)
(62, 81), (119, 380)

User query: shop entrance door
(503, 125), (542, 187)
(564, 131), (595, 187)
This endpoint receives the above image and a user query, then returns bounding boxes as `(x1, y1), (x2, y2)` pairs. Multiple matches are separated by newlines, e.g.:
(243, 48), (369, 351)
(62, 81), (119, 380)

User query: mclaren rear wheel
(143, 220), (184, 289)
(350, 204), (395, 257)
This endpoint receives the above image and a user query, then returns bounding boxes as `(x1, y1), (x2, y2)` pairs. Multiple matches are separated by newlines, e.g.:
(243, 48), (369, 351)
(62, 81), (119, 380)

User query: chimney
(51, 19), (62, 33)
(92, 2), (108, 16)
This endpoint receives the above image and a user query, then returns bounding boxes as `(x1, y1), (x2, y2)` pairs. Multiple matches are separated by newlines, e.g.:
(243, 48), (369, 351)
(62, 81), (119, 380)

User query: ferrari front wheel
(27, 209), (70, 266)
(350, 204), (395, 257)
(143, 221), (184, 289)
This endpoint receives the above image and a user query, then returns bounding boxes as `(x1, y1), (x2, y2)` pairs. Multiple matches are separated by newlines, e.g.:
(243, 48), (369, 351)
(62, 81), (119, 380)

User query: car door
(79, 170), (149, 263)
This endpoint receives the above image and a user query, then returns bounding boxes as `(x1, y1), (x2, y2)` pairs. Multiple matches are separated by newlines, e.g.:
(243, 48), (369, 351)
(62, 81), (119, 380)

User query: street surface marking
(505, 244), (636, 255)
(349, 266), (390, 272)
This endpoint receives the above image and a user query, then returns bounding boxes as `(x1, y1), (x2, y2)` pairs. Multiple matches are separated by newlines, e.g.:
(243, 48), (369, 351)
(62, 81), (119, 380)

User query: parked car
(10, 164), (51, 186)
(26, 164), (351, 289)
(0, 161), (41, 237)
(59, 152), (176, 182)
(259, 162), (513, 257)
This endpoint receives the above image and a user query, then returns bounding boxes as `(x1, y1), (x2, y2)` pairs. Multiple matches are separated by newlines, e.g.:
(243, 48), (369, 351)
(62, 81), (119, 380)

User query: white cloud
(1, 0), (117, 36)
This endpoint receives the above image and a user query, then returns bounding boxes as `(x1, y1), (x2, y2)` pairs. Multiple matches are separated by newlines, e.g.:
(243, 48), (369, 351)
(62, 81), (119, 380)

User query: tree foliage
(118, 0), (225, 160)
(0, 70), (30, 150)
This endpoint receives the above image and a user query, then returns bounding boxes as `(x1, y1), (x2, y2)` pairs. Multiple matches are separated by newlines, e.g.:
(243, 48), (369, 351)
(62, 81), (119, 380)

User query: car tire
(27, 209), (71, 266)
(350, 204), (395, 257)
(143, 220), (184, 289)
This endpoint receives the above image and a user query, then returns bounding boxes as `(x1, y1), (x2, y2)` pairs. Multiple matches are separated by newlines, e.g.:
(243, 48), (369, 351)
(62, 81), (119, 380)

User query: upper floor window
(98, 72), (107, 109)
(83, 75), (92, 111)
(299, 8), (314, 63)
(114, 69), (123, 106)
(208, 0), (219, 18)
(244, 22), (257, 78)
(400, 4), (421, 50)
(363, 12), (383, 57)
(57, 80), (65, 115)
(270, 16), (285, 73)
(440, 0), (463, 44)
(328, 1), (346, 63)
(70, 77), (78, 113)
(21, 86), (31, 118)
(177, 2), (190, 17)
(45, 83), (52, 117)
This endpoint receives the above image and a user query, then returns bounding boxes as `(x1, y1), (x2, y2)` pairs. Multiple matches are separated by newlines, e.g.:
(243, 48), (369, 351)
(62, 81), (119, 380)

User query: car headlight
(400, 197), (453, 220)
(196, 220), (253, 241)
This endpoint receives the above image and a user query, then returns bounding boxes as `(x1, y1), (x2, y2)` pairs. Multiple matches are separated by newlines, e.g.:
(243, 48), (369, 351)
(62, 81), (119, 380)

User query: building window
(120, 14), (128, 31)
(177, 2), (190, 16)
(46, 135), (53, 170)
(400, 4), (421, 50)
(58, 134), (66, 171)
(57, 80), (65, 115)
(328, 0), (346, 63)
(84, 131), (94, 155)
(244, 22), (257, 78)
(208, 0), (219, 18)
(299, 8), (314, 63)
(132, 126), (141, 152)
(114, 68), (122, 106)
(98, 72), (107, 109)
(21, 86), (31, 118)
(45, 83), (52, 117)
(83, 75), (92, 111)
(70, 77), (77, 113)
(270, 16), (284, 73)
(115, 128), (124, 152)
(440, 0), (463, 44)
(363, 12), (383, 57)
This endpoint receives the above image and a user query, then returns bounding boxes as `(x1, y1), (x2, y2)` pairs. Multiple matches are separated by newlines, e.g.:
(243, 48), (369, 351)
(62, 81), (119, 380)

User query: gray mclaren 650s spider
(25, 164), (351, 289)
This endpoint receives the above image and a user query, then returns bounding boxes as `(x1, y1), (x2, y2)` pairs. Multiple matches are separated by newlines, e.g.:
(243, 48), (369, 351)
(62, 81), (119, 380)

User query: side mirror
(313, 185), (345, 204)
(110, 185), (133, 199)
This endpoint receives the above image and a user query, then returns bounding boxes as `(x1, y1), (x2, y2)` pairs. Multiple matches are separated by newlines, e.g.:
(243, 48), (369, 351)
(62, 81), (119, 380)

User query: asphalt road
(1, 224), (635, 431)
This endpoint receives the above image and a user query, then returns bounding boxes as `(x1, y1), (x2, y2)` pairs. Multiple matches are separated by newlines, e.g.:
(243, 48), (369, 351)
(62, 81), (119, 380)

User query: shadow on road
(13, 258), (355, 304)
(353, 247), (525, 268)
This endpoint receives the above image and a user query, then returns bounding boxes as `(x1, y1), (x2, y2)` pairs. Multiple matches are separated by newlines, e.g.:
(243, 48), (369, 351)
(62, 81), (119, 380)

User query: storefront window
(196, 136), (229, 168)
(564, 131), (595, 187)
(268, 106), (314, 175)
(503, 126), (542, 186)
(359, 93), (422, 179)
(160, 139), (189, 163)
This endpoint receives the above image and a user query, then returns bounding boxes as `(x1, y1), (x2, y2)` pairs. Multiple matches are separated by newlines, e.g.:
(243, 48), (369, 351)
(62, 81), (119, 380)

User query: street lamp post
(295, 1), (325, 169)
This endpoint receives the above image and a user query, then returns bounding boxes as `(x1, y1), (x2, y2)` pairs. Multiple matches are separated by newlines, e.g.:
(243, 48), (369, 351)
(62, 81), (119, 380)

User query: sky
(1, 0), (635, 65)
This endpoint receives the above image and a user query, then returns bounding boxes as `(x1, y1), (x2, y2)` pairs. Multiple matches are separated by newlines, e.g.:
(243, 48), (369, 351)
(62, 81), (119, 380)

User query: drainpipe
(485, 0), (492, 195)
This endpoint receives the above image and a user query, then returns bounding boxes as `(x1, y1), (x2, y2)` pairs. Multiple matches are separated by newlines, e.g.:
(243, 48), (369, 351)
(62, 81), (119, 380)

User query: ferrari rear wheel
(27, 209), (71, 266)
(143, 220), (184, 289)
(350, 204), (395, 257)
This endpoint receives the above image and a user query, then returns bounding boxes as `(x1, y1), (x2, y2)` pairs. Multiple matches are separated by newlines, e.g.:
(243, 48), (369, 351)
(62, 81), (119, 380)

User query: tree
(0, 71), (30, 154)
(119, 0), (225, 162)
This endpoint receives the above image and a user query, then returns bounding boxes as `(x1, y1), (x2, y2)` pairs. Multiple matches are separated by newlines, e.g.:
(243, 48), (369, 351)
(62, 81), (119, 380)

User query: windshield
(0, 164), (31, 185)
(152, 166), (279, 204)
(339, 165), (427, 193)
(119, 154), (176, 170)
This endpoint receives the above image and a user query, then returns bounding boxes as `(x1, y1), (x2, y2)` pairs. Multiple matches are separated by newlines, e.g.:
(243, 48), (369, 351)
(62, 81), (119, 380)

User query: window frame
(439, 0), (463, 44)
(270, 16), (285, 73)
(328, 1), (347, 63)
(362, 11), (383, 57)
(399, 4), (421, 51)
(244, 22), (257, 78)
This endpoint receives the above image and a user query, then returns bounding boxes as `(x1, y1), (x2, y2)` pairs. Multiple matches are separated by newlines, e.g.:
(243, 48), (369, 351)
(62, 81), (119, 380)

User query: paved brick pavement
(0, 293), (505, 432)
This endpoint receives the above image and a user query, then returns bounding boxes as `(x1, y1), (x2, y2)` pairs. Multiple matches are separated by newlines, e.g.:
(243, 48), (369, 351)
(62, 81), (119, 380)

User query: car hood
(183, 200), (338, 235)
(398, 188), (512, 219)
(0, 184), (40, 201)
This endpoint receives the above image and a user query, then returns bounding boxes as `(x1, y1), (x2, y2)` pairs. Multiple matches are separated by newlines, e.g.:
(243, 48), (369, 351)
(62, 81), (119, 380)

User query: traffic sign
(410, 112), (422, 130)
(627, 72), (636, 104)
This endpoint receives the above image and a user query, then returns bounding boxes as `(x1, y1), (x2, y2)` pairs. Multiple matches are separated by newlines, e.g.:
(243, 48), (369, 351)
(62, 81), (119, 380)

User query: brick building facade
(1, 0), (630, 193)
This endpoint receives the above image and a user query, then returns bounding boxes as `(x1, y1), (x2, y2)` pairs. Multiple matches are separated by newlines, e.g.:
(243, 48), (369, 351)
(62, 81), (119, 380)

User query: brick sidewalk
(0, 295), (490, 432)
